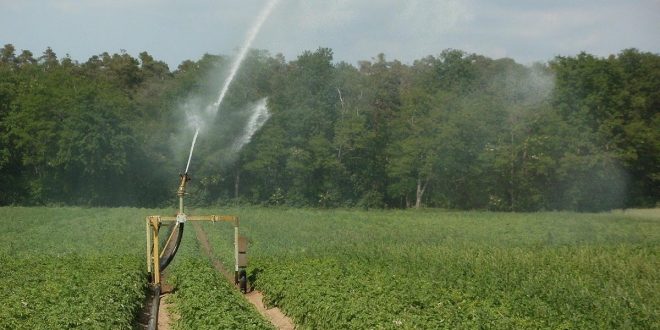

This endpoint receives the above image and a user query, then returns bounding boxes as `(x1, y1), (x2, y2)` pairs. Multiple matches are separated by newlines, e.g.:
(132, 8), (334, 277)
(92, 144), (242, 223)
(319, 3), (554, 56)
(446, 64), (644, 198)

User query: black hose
(159, 223), (184, 271)
(147, 285), (161, 330)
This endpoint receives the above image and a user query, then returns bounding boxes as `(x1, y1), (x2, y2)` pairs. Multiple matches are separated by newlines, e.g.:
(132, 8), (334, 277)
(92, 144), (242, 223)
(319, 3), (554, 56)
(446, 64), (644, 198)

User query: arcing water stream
(207, 0), (280, 114)
(232, 98), (271, 151)
(184, 129), (199, 174)
(185, 0), (279, 173)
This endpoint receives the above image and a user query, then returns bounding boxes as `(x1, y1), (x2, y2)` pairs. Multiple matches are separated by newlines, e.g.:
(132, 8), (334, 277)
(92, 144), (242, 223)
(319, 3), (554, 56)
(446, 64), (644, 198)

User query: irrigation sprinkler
(144, 172), (249, 292)
(139, 3), (277, 328)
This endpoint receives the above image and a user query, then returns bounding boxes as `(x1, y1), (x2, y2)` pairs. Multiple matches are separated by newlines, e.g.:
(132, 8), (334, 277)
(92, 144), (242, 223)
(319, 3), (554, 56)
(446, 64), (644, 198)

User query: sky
(1, 0), (659, 69)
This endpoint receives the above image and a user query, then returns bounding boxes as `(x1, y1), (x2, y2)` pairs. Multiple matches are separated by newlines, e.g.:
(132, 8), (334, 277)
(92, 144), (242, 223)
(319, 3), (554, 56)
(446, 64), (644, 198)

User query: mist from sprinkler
(232, 98), (271, 152)
(184, 0), (280, 174)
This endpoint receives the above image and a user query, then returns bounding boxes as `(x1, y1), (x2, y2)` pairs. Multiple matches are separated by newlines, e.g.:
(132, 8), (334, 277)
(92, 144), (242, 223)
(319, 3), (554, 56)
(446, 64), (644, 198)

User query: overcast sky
(1, 0), (659, 68)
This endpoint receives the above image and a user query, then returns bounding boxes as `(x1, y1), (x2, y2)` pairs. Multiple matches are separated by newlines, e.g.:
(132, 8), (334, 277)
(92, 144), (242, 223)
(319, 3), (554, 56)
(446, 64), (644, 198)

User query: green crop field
(165, 228), (273, 329)
(198, 208), (660, 329)
(2, 207), (659, 329)
(0, 207), (270, 329)
(0, 207), (148, 329)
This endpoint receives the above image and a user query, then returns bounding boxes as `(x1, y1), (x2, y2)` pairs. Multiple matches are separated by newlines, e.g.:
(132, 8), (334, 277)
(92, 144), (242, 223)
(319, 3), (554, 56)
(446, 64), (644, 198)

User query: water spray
(185, 0), (279, 178)
(233, 98), (271, 151)
(184, 129), (199, 174)
(143, 1), (280, 326)
(207, 0), (280, 116)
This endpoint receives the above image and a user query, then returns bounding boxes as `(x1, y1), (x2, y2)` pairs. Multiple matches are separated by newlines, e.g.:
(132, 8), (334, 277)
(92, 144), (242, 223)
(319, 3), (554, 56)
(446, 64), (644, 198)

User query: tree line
(0, 44), (657, 211)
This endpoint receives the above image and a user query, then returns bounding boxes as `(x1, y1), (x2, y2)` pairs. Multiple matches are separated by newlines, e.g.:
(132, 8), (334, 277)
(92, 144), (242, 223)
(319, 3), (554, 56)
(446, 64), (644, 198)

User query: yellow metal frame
(145, 174), (243, 287)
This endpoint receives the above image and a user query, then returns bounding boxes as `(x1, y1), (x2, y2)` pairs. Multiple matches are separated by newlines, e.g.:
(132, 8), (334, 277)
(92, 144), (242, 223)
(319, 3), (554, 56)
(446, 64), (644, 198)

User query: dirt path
(136, 266), (178, 329)
(157, 278), (178, 330)
(191, 222), (295, 330)
(135, 287), (176, 330)
(245, 290), (295, 330)
(157, 294), (175, 330)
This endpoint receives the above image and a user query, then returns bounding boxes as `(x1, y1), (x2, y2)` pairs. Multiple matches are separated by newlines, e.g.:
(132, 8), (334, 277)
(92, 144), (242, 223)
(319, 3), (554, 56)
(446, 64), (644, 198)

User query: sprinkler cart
(143, 173), (248, 328)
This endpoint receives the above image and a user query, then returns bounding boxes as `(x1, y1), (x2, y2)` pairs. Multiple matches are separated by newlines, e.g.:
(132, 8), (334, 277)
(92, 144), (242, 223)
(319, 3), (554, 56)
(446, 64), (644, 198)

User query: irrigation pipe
(159, 223), (184, 271)
(147, 286), (161, 330)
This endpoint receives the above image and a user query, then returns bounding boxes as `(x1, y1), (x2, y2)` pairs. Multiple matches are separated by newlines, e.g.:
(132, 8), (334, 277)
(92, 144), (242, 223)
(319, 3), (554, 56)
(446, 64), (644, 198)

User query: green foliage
(166, 232), (273, 330)
(0, 43), (657, 210)
(2, 204), (658, 329)
(200, 207), (660, 329)
(0, 255), (146, 329)
(0, 206), (273, 329)
(0, 207), (152, 329)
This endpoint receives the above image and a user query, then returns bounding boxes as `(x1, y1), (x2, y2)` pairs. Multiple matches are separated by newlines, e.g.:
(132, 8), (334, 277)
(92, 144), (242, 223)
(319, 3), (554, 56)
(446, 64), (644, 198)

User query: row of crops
(0, 207), (272, 329)
(1, 254), (145, 329)
(165, 227), (273, 329)
(2, 206), (659, 329)
(0, 207), (149, 329)
(199, 208), (660, 329)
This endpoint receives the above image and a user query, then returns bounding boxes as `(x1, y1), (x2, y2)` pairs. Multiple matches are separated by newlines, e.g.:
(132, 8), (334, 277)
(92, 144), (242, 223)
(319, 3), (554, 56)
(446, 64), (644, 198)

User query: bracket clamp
(176, 213), (187, 223)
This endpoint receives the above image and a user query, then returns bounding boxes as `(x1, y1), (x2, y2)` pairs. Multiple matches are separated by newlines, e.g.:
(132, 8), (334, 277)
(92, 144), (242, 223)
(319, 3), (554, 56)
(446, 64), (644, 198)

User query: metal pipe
(146, 218), (152, 274)
(152, 222), (161, 286)
(234, 222), (239, 275)
(177, 173), (189, 215)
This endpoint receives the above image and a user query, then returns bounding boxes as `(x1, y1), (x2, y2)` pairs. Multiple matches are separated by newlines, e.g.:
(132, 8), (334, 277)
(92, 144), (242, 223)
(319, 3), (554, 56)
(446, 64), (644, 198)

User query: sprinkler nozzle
(177, 173), (191, 197)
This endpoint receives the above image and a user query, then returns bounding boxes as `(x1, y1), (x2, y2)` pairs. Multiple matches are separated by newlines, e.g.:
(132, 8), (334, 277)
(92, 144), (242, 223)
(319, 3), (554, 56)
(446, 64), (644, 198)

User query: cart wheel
(239, 270), (247, 293)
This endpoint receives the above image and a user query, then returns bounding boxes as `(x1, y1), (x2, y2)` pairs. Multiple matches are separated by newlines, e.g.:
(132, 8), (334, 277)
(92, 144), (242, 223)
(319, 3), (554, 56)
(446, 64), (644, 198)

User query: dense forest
(0, 44), (657, 211)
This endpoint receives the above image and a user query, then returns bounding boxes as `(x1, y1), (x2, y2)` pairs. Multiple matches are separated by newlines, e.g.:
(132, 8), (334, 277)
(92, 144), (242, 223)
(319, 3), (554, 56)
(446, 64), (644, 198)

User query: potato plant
(0, 207), (151, 329)
(166, 233), (273, 329)
(200, 208), (659, 329)
(0, 207), (272, 329)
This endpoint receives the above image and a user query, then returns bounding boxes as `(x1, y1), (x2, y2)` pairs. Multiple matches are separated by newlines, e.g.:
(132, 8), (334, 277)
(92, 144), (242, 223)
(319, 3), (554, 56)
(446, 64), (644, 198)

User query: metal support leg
(234, 223), (239, 283)
(152, 221), (161, 286)
(146, 218), (152, 274)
